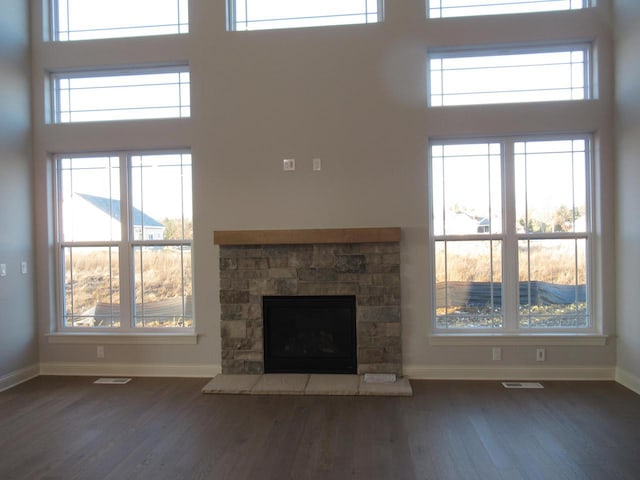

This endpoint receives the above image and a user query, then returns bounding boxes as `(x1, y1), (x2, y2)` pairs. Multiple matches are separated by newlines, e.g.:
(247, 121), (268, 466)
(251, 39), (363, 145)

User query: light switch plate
(283, 158), (295, 171)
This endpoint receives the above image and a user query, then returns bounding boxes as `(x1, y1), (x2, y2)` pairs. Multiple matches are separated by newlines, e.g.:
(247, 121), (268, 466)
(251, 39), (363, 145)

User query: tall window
(53, 0), (189, 41)
(429, 45), (590, 107)
(56, 152), (193, 330)
(430, 136), (591, 332)
(51, 68), (191, 123)
(428, 0), (587, 19)
(229, 0), (383, 31)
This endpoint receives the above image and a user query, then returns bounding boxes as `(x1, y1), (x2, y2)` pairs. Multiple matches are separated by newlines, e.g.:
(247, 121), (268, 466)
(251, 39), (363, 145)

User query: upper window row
(48, 43), (589, 124)
(50, 0), (589, 40)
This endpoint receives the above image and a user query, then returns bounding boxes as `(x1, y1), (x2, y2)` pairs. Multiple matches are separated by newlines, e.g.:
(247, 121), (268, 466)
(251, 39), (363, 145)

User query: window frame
(227, 0), (384, 32)
(50, 0), (189, 42)
(53, 150), (194, 333)
(49, 66), (191, 124)
(428, 43), (592, 107)
(427, 0), (590, 19)
(428, 134), (596, 335)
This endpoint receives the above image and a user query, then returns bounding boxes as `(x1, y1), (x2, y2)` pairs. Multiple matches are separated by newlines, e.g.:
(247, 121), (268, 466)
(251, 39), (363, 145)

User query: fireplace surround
(215, 228), (402, 376)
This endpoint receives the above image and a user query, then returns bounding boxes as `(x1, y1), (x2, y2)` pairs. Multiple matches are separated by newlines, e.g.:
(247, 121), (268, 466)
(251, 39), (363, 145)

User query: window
(428, 0), (587, 19)
(429, 45), (590, 106)
(229, 0), (382, 31)
(430, 136), (591, 332)
(51, 68), (191, 123)
(53, 0), (189, 41)
(56, 152), (193, 330)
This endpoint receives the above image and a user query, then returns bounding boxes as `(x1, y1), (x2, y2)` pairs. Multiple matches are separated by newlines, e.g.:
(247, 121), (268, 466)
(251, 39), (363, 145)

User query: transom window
(55, 152), (193, 330)
(428, 0), (587, 19)
(430, 136), (592, 332)
(229, 0), (383, 31)
(52, 0), (189, 41)
(51, 67), (191, 123)
(429, 45), (590, 106)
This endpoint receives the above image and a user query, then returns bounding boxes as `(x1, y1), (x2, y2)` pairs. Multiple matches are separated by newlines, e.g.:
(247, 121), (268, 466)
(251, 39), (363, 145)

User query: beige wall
(0, 0), (38, 384)
(31, 1), (618, 375)
(614, 0), (640, 386)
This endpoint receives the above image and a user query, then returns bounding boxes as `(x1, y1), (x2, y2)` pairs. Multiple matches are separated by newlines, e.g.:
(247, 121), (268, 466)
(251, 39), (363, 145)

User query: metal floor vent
(502, 382), (544, 389)
(94, 378), (132, 385)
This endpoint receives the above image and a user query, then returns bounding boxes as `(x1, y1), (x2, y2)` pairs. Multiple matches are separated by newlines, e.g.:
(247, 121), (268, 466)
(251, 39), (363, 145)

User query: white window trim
(428, 43), (592, 107)
(53, 150), (194, 334)
(428, 134), (599, 336)
(46, 332), (198, 345)
(429, 333), (608, 346)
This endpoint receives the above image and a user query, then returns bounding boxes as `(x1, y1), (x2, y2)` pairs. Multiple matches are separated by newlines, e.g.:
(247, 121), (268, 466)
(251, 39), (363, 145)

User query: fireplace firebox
(263, 295), (357, 374)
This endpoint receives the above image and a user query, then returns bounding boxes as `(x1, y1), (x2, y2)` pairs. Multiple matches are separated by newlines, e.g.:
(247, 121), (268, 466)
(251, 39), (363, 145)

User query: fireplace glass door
(263, 295), (357, 374)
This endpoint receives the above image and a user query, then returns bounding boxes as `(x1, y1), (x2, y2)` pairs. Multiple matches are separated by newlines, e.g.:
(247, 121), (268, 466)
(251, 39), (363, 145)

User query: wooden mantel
(213, 227), (401, 246)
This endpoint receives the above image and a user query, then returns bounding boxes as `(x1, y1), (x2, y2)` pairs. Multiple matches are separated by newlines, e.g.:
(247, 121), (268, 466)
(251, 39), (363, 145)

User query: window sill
(429, 334), (609, 347)
(46, 332), (199, 345)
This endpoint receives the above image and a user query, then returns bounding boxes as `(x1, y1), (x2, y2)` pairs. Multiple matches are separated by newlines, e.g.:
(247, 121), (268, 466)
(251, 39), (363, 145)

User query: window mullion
(585, 46), (592, 100)
(118, 153), (134, 330)
(502, 140), (519, 331)
(54, 157), (65, 330)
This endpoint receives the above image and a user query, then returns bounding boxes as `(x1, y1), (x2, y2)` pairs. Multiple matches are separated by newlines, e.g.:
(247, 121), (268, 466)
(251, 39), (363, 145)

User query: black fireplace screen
(263, 295), (357, 374)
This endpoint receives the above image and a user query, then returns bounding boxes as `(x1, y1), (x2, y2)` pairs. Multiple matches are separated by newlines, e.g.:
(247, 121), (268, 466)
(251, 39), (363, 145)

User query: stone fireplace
(214, 228), (402, 376)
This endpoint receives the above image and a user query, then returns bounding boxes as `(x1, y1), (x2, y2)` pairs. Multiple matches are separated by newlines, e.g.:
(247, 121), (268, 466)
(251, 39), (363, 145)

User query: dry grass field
(435, 239), (586, 284)
(64, 247), (192, 327)
(434, 240), (588, 328)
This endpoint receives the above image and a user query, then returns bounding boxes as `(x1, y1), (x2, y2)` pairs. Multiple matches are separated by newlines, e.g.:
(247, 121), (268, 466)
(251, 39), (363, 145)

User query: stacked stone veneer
(219, 242), (401, 375)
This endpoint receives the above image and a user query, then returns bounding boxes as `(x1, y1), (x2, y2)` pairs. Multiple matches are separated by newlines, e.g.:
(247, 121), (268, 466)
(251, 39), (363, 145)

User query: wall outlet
(536, 348), (546, 361)
(21, 261), (28, 274)
(312, 157), (321, 171)
(0, 264), (6, 277)
(97, 345), (105, 358)
(492, 347), (502, 361)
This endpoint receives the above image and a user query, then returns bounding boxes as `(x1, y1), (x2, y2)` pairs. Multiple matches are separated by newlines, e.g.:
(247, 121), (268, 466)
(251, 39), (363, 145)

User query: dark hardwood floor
(1, 377), (639, 480)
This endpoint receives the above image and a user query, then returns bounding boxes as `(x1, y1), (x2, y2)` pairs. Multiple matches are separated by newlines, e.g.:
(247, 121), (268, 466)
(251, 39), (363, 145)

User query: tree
(163, 218), (193, 240)
(551, 205), (585, 232)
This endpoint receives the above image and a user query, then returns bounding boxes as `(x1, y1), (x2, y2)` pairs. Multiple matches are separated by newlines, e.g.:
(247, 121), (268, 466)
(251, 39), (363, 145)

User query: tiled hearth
(214, 228), (402, 376)
(202, 373), (413, 396)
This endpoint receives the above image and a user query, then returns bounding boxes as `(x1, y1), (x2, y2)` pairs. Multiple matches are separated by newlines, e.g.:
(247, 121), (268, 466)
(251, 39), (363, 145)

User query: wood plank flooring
(1, 377), (639, 480)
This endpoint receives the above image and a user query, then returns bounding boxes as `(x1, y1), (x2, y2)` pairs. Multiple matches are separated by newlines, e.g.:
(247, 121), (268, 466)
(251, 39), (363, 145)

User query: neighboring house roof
(76, 192), (164, 228)
(477, 217), (490, 228)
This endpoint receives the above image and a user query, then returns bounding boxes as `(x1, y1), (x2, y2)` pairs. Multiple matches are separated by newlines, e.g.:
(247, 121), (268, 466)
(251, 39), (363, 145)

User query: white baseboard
(0, 364), (40, 392)
(404, 365), (616, 381)
(615, 367), (640, 395)
(4, 363), (627, 388)
(39, 362), (221, 378)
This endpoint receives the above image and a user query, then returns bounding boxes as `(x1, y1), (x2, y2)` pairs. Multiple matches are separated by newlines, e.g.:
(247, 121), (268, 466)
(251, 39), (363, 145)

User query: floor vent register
(94, 378), (132, 385)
